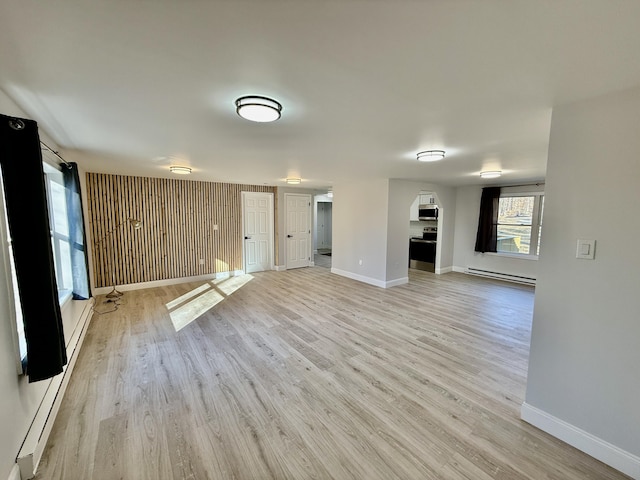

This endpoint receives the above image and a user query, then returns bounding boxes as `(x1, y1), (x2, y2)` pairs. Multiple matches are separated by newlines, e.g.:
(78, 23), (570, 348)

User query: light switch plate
(576, 239), (596, 260)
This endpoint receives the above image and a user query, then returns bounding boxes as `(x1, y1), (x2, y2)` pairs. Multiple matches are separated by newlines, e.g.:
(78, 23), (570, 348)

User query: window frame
(494, 188), (544, 259)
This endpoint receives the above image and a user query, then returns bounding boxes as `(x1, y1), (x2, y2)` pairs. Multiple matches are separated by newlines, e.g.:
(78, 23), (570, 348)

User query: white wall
(523, 85), (640, 477)
(453, 185), (539, 280)
(331, 180), (389, 286)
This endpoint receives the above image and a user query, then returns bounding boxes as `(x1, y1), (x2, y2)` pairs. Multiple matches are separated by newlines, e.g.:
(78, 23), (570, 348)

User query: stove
(409, 227), (437, 272)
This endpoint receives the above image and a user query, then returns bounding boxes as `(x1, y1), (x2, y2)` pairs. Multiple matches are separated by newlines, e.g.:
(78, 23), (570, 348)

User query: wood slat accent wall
(86, 173), (276, 289)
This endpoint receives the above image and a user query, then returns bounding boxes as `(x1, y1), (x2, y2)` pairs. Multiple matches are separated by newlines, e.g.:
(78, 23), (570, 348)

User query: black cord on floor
(91, 296), (123, 315)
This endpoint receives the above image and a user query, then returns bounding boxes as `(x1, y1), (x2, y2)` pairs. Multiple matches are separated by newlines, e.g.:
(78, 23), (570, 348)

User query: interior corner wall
(524, 85), (640, 473)
(331, 180), (389, 286)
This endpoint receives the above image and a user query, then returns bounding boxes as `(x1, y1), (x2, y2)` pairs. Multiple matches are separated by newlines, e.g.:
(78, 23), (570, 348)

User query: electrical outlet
(576, 239), (596, 260)
(199, 258), (205, 265)
(212, 224), (218, 231)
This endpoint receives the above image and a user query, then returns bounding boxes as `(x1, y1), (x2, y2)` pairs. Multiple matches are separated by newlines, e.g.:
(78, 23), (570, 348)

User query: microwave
(418, 204), (438, 220)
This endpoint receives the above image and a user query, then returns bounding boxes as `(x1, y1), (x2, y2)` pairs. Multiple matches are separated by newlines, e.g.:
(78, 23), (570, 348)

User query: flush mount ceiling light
(286, 177), (301, 185)
(327, 190), (333, 198)
(480, 170), (502, 179)
(235, 95), (282, 122)
(170, 166), (192, 175)
(417, 150), (445, 162)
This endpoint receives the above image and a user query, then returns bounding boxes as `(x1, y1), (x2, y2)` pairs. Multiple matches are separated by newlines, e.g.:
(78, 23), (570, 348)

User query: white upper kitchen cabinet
(420, 193), (435, 205)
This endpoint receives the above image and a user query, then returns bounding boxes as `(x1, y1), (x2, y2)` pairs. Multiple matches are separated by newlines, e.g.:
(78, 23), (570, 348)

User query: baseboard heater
(466, 267), (536, 286)
(17, 299), (94, 479)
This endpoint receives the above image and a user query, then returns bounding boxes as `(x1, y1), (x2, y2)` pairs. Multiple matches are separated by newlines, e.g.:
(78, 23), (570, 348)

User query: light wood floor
(313, 251), (332, 268)
(35, 268), (630, 479)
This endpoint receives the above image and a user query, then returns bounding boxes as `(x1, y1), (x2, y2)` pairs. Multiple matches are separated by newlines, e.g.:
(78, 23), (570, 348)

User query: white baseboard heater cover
(466, 267), (536, 285)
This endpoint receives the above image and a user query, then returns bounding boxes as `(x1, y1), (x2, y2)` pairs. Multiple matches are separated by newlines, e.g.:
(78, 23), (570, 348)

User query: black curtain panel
(0, 114), (67, 382)
(63, 162), (91, 300)
(474, 186), (501, 253)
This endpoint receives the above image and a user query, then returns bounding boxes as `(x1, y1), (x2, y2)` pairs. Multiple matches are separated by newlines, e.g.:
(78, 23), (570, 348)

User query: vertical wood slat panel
(86, 173), (275, 289)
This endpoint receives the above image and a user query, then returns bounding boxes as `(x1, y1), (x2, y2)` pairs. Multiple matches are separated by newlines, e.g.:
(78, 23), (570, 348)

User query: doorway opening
(314, 196), (332, 268)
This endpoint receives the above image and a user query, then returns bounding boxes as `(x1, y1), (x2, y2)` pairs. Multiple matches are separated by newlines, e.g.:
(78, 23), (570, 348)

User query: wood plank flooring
(35, 268), (630, 479)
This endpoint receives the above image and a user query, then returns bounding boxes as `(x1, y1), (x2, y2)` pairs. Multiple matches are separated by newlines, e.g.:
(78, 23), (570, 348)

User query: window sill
(59, 290), (73, 308)
(485, 252), (539, 261)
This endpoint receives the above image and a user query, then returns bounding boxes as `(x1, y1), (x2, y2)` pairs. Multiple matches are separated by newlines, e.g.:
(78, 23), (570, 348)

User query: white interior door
(242, 192), (273, 273)
(285, 193), (311, 269)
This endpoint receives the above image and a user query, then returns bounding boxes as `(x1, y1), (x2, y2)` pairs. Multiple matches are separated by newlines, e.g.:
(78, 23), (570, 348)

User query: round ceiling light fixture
(480, 170), (502, 179)
(417, 150), (445, 162)
(235, 95), (282, 122)
(170, 165), (192, 175)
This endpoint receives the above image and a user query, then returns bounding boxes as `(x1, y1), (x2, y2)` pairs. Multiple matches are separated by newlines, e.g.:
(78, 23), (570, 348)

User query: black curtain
(474, 187), (501, 253)
(63, 163), (91, 300)
(0, 114), (67, 382)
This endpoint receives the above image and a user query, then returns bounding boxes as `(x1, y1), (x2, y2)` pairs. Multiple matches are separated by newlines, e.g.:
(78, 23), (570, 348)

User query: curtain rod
(40, 141), (71, 168)
(501, 182), (545, 188)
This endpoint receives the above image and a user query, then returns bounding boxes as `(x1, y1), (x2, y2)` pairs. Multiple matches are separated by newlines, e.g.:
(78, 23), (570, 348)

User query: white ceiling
(2, 1), (640, 189)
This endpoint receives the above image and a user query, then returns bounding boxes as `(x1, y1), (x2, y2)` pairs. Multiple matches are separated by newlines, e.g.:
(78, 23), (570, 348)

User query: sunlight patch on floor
(213, 273), (253, 296)
(165, 283), (211, 310)
(169, 289), (224, 331)
(166, 274), (254, 332)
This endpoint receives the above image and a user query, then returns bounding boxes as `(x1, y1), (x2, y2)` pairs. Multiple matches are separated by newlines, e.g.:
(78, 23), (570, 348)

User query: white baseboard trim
(7, 463), (20, 480)
(274, 265), (286, 271)
(385, 277), (408, 288)
(331, 268), (385, 288)
(92, 270), (246, 296)
(17, 298), (95, 480)
(521, 402), (640, 479)
(331, 268), (393, 289)
(435, 266), (453, 274)
(452, 266), (465, 273)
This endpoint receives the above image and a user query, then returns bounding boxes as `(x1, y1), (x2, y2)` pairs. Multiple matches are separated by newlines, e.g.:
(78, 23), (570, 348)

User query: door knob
(287, 234), (293, 238)
(245, 236), (251, 240)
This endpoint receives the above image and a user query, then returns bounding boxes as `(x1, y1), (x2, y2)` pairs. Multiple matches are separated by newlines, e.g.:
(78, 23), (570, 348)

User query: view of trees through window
(497, 195), (544, 255)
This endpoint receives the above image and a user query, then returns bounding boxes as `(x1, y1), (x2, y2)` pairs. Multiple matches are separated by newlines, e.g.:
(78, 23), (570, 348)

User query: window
(496, 193), (544, 256)
(43, 161), (74, 302)
(2, 157), (73, 370)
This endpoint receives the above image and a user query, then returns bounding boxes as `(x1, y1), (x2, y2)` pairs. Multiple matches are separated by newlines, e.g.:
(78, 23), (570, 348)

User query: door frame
(241, 191), (275, 273)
